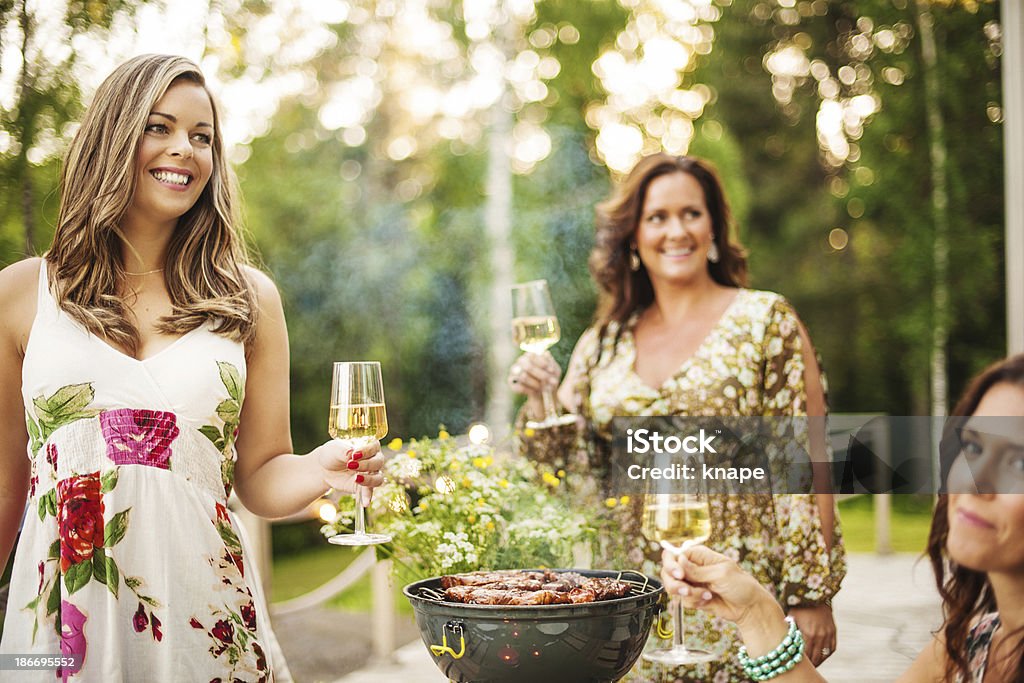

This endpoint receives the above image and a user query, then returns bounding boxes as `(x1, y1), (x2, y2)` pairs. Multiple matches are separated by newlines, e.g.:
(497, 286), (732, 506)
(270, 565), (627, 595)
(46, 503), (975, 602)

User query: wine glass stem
(673, 597), (686, 650)
(353, 489), (366, 536)
(541, 387), (559, 422)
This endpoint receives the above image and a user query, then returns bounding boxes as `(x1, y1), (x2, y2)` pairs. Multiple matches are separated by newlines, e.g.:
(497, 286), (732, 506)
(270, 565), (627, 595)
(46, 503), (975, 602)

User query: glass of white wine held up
(642, 453), (717, 666)
(510, 279), (577, 429)
(327, 361), (392, 546)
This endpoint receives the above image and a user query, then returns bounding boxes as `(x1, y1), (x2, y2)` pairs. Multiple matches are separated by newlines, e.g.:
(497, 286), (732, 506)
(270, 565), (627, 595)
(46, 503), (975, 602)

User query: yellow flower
(604, 498), (618, 508)
(619, 496), (630, 505)
(542, 472), (560, 487)
(476, 498), (485, 507)
(498, 479), (509, 488)
(486, 522), (495, 531)
(387, 438), (403, 451)
(462, 478), (472, 488)
(438, 429), (450, 440)
(450, 461), (460, 470)
(468, 515), (476, 524)
(472, 457), (487, 469)
(557, 469), (566, 478)
(524, 428), (536, 437)
(406, 450), (417, 458)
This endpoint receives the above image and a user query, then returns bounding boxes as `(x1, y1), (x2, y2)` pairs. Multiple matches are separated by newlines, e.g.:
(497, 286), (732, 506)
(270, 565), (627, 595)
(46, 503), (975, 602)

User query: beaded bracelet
(736, 615), (805, 681)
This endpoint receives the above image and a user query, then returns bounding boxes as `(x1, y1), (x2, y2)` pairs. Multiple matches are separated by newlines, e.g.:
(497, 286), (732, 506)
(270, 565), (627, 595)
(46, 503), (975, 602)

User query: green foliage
(0, 0), (1007, 451)
(697, 0), (1003, 414)
(322, 436), (597, 582)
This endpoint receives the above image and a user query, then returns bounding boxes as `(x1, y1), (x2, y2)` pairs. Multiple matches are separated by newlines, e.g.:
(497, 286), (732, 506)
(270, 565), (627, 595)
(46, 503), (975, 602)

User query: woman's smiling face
(125, 79), (215, 230)
(946, 382), (1024, 573)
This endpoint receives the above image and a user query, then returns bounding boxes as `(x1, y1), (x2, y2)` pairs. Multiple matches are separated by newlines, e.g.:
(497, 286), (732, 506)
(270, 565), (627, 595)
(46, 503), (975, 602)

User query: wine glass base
(526, 413), (579, 430)
(642, 647), (717, 666)
(328, 533), (393, 546)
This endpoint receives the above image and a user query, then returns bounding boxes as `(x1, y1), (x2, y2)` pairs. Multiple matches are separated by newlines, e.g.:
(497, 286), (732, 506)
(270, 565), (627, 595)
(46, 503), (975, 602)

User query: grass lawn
(271, 544), (413, 614)
(837, 494), (934, 554)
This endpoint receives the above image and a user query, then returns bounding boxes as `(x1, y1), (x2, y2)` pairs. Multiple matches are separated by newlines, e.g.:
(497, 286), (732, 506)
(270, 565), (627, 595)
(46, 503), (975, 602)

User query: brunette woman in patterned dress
(0, 55), (384, 681)
(510, 154), (845, 681)
(663, 354), (1024, 682)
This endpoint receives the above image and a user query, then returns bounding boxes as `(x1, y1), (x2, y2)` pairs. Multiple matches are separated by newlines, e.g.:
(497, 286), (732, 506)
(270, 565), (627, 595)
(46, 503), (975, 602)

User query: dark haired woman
(0, 55), (384, 680)
(663, 354), (1024, 682)
(511, 153), (845, 680)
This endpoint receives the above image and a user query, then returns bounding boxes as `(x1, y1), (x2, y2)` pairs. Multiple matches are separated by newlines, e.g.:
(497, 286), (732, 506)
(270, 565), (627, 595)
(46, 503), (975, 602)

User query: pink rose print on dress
(59, 600), (87, 681)
(100, 409), (180, 469)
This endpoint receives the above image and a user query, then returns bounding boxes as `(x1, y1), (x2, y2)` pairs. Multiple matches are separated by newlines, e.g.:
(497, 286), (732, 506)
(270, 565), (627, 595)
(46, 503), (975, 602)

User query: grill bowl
(403, 569), (663, 683)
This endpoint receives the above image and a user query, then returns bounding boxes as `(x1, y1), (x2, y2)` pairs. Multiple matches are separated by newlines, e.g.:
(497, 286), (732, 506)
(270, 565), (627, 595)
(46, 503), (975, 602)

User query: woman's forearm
(736, 600), (828, 682)
(233, 451), (329, 519)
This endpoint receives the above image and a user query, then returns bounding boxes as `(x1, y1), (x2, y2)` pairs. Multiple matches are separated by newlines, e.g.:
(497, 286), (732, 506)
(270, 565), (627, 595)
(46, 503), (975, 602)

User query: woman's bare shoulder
(0, 256), (43, 292)
(240, 264), (281, 303)
(896, 632), (947, 683)
(0, 257), (44, 350)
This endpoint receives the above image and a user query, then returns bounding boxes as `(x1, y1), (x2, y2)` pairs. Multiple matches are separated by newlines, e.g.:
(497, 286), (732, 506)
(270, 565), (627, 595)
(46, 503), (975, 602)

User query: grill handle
(429, 620), (466, 660)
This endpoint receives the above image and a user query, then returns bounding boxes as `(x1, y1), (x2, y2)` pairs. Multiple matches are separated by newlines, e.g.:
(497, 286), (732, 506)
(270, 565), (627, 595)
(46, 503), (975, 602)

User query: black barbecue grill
(403, 568), (664, 683)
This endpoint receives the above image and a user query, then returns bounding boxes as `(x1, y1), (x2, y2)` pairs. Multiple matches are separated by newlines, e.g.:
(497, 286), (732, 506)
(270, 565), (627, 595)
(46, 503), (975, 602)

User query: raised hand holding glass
(327, 361), (392, 546)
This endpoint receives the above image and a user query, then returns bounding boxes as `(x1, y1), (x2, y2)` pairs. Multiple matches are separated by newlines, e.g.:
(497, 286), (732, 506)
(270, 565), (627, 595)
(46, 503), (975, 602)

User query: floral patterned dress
(1, 265), (273, 681)
(519, 289), (846, 682)
(957, 612), (1000, 683)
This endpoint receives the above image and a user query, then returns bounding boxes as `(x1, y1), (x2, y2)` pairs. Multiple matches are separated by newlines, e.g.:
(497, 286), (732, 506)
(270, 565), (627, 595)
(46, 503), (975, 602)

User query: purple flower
(47, 443), (58, 472)
(100, 409), (179, 469)
(132, 602), (148, 633)
(59, 600), (87, 681)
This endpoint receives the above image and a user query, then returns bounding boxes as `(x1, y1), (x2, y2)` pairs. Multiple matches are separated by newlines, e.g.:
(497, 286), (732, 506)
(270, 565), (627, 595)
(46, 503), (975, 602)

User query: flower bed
(321, 431), (598, 581)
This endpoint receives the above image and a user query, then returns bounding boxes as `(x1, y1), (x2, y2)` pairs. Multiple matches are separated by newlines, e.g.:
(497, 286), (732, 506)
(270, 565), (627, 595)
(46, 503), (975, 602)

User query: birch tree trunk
(483, 90), (515, 432)
(916, 1), (949, 492)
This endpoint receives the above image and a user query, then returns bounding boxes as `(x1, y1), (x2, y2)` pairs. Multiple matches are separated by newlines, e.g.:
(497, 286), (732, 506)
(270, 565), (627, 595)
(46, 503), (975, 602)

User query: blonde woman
(0, 55), (383, 680)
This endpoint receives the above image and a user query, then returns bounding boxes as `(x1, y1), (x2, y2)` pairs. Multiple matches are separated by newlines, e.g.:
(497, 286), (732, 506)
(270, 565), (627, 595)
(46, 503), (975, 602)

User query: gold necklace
(124, 268), (164, 276)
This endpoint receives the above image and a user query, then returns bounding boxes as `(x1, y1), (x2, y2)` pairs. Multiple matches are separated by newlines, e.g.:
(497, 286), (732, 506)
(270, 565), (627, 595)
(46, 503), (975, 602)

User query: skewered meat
(441, 570), (631, 605)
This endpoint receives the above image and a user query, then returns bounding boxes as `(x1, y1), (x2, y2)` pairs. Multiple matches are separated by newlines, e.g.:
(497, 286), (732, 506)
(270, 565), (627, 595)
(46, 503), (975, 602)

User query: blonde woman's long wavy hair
(47, 54), (257, 354)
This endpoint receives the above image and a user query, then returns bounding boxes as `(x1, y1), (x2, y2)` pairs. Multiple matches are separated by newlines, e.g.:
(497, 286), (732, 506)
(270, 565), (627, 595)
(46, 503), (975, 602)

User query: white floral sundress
(1, 264), (273, 681)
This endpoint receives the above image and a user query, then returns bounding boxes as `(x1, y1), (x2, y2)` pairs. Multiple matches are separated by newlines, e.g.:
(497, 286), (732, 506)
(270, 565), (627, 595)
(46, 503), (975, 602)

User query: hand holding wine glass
(510, 280), (577, 429)
(327, 361), (392, 546)
(642, 452), (717, 666)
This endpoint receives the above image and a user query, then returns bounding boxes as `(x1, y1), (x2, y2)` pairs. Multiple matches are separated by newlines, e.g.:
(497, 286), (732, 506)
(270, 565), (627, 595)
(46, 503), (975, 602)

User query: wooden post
(372, 558), (396, 660)
(1005, 0), (1024, 354)
(872, 418), (893, 555)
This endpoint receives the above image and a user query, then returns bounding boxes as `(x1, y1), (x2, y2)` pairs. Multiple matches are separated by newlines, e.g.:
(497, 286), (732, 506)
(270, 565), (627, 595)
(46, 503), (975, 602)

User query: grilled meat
(441, 570), (631, 605)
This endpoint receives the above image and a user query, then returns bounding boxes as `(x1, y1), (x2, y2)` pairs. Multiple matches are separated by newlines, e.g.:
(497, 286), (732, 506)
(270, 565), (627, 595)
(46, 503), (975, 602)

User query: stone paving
(320, 552), (942, 683)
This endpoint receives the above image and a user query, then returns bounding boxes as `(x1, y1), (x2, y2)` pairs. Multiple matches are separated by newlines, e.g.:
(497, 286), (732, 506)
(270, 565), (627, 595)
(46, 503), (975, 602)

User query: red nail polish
(353, 451), (364, 460)
(355, 474), (365, 484)
(347, 460), (360, 470)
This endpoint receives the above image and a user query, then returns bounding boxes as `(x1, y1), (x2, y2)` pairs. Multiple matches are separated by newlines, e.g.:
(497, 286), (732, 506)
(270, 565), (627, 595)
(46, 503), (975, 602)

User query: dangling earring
(707, 239), (720, 264)
(629, 246), (641, 271)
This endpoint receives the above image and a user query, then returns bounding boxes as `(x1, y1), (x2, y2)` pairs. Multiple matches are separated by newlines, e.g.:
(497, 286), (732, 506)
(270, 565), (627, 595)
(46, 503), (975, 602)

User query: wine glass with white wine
(327, 361), (392, 546)
(511, 279), (577, 429)
(642, 451), (717, 666)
